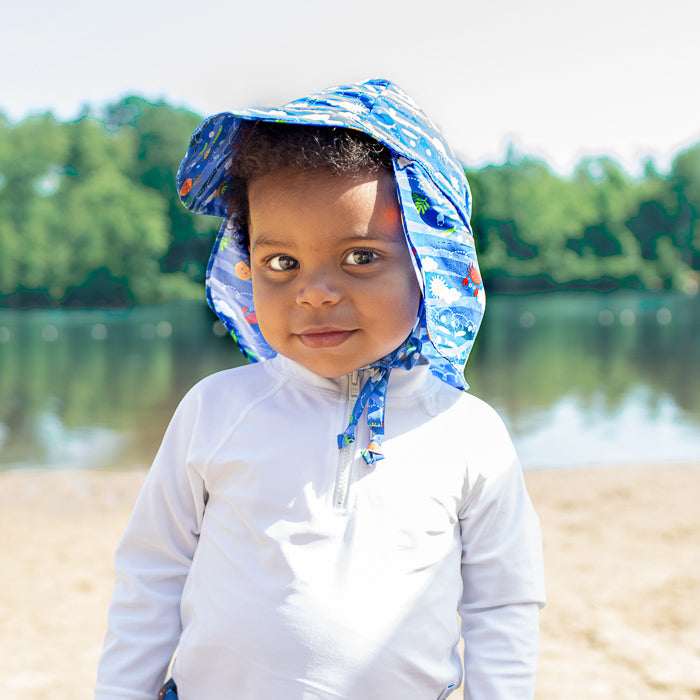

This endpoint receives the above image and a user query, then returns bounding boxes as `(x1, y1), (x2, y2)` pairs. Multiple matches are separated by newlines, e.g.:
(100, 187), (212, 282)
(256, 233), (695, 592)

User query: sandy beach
(1, 463), (698, 700)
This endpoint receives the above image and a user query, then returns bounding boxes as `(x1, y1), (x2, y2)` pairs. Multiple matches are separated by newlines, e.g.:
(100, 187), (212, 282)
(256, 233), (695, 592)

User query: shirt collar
(266, 353), (433, 401)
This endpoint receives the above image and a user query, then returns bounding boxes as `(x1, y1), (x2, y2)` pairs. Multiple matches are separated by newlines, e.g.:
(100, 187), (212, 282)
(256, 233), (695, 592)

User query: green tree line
(469, 149), (700, 293)
(0, 96), (698, 307)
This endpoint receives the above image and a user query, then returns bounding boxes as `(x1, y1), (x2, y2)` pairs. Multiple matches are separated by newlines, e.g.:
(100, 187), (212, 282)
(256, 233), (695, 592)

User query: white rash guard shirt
(95, 355), (545, 700)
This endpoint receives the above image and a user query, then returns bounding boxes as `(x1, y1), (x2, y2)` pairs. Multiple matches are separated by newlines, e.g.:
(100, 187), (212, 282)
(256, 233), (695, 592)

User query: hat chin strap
(337, 331), (423, 465)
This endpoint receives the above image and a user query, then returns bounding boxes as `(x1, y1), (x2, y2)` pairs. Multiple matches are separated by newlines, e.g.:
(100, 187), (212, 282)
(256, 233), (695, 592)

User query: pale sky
(2, 0), (699, 175)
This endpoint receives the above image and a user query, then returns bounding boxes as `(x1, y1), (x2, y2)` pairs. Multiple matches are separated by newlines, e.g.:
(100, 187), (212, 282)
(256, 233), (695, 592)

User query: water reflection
(0, 303), (245, 470)
(466, 291), (700, 466)
(512, 388), (700, 468)
(0, 293), (698, 470)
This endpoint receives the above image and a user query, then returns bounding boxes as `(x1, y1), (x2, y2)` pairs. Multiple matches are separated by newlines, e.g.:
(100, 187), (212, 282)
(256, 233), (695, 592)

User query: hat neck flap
(179, 78), (486, 393)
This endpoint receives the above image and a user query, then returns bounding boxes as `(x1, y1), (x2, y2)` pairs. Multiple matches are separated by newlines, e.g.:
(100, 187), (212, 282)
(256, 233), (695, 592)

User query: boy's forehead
(248, 172), (405, 248)
(250, 165), (393, 206)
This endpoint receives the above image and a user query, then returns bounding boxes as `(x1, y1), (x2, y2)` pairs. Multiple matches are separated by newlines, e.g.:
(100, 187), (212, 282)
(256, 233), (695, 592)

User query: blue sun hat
(177, 79), (485, 463)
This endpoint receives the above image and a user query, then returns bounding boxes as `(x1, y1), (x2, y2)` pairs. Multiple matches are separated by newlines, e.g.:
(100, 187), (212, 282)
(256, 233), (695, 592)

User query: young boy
(95, 79), (545, 699)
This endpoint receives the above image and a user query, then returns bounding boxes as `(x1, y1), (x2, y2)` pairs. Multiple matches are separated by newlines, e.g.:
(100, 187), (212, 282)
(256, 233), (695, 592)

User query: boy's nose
(295, 270), (343, 308)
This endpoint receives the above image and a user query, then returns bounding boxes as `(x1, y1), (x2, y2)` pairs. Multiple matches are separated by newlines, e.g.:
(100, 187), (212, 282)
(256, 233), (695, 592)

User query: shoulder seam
(201, 372), (288, 476)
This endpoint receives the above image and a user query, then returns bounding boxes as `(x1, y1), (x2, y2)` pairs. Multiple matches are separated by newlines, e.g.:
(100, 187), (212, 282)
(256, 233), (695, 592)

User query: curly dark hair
(223, 121), (393, 241)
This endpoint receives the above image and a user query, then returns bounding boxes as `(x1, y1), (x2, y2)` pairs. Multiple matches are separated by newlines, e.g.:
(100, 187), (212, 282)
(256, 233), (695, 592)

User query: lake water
(0, 292), (698, 471)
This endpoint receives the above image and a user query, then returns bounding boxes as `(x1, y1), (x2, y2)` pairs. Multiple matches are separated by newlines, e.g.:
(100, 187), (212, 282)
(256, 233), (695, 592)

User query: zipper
(334, 370), (360, 509)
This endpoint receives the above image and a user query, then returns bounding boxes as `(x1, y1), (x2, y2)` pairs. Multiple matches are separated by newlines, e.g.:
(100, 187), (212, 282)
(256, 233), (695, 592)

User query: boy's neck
(268, 353), (431, 397)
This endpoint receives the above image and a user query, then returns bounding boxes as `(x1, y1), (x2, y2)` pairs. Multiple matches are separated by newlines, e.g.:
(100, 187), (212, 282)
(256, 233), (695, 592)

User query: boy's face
(248, 167), (421, 378)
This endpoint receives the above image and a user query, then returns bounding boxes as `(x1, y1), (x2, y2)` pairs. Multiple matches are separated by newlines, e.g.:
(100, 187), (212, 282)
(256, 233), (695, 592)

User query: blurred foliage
(0, 98), (699, 306)
(468, 148), (700, 293)
(0, 98), (210, 306)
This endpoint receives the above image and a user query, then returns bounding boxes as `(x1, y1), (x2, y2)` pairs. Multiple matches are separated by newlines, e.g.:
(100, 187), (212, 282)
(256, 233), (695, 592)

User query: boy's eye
(344, 249), (377, 266)
(268, 255), (298, 271)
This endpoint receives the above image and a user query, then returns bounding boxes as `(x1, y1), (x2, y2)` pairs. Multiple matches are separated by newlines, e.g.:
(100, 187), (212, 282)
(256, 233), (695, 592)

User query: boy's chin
(272, 349), (375, 379)
(293, 358), (367, 379)
(279, 348), (404, 379)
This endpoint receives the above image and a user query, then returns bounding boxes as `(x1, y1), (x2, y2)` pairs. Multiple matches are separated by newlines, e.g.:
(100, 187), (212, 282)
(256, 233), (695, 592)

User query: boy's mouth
(297, 327), (355, 349)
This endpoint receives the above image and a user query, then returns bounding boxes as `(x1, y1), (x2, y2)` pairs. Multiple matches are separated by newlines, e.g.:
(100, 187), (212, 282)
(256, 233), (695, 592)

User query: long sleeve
(460, 603), (541, 699)
(457, 405), (546, 699)
(95, 390), (207, 700)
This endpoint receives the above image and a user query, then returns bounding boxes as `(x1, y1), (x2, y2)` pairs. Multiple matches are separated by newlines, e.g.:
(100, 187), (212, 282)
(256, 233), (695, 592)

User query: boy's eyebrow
(250, 236), (289, 251)
(340, 233), (394, 243)
(251, 232), (396, 251)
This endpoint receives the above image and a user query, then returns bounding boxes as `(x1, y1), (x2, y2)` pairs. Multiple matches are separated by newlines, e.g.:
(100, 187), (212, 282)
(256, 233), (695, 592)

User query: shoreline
(1, 463), (698, 699)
